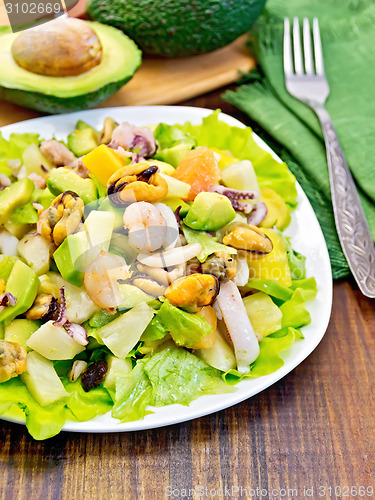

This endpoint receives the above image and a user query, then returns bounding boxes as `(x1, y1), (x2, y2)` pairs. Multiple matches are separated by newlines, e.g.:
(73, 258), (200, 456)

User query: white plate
(0, 106), (332, 433)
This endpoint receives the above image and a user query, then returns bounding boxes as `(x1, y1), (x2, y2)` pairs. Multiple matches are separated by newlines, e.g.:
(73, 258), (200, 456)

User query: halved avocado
(0, 21), (141, 114)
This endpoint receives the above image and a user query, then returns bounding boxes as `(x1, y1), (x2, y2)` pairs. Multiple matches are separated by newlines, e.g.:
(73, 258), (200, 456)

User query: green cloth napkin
(224, 0), (375, 279)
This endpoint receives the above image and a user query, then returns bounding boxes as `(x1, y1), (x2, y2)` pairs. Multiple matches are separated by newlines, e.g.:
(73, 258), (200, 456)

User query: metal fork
(284, 17), (375, 298)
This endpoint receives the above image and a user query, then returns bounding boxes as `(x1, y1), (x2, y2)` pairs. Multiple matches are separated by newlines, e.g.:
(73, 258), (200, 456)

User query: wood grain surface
(0, 92), (374, 500)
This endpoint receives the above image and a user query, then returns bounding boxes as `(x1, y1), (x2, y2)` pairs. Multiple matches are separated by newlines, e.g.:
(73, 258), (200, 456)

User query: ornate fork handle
(312, 105), (375, 298)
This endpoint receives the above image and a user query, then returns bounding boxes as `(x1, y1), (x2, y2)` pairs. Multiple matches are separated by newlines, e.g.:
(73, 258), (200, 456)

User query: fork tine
(303, 18), (314, 75)
(313, 18), (325, 75)
(292, 17), (304, 75)
(283, 18), (294, 76)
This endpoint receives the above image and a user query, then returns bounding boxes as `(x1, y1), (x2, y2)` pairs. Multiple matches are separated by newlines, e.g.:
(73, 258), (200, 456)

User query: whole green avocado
(86, 0), (266, 57)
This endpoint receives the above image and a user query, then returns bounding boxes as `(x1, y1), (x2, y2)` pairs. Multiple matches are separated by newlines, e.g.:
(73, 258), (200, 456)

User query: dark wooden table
(0, 90), (374, 500)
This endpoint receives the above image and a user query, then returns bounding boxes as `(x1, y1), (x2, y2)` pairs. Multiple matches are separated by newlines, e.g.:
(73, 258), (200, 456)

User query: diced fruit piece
(173, 147), (221, 200)
(247, 228), (292, 287)
(195, 328), (236, 372)
(0, 256), (18, 281)
(221, 160), (259, 192)
(209, 147), (238, 169)
(162, 198), (190, 218)
(21, 351), (69, 407)
(82, 144), (125, 186)
(193, 306), (217, 349)
(53, 210), (115, 286)
(83, 210), (115, 263)
(0, 228), (18, 256)
(75, 120), (100, 136)
(260, 187), (291, 230)
(9, 202), (38, 225)
(31, 188), (55, 210)
(109, 233), (137, 262)
(145, 159), (175, 175)
(4, 221), (33, 239)
(26, 320), (85, 360)
(17, 234), (52, 275)
(159, 173), (191, 199)
(103, 355), (132, 390)
(96, 302), (154, 358)
(47, 272), (99, 323)
(243, 292), (282, 337)
(118, 284), (153, 311)
(68, 127), (99, 157)
(98, 198), (124, 229)
(53, 231), (89, 287)
(0, 260), (39, 324)
(0, 178), (35, 225)
(184, 192), (236, 231)
(22, 143), (52, 178)
(158, 143), (193, 168)
(47, 167), (97, 204)
(4, 318), (40, 351)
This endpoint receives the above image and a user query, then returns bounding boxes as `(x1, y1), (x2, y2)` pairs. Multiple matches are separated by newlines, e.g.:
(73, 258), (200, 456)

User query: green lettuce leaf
(223, 327), (296, 384)
(112, 361), (154, 422)
(157, 299), (212, 348)
(0, 132), (40, 168)
(282, 234), (307, 280)
(290, 278), (318, 301)
(64, 379), (113, 422)
(182, 224), (237, 263)
(144, 344), (232, 406)
(112, 343), (232, 422)
(247, 278), (293, 301)
(280, 289), (312, 329)
(141, 314), (168, 341)
(177, 110), (298, 207)
(0, 378), (68, 440)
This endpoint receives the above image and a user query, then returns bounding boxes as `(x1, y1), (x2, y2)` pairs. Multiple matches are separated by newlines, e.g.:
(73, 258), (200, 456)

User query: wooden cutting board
(0, 0), (255, 126)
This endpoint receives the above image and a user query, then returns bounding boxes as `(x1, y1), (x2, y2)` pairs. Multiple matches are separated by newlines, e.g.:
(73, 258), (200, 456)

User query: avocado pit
(11, 18), (102, 77)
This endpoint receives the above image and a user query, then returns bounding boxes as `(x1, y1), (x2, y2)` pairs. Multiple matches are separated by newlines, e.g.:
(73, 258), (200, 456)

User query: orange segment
(173, 147), (221, 200)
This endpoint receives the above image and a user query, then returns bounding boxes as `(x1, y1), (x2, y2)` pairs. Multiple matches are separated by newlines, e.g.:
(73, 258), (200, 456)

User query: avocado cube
(0, 256), (18, 281)
(98, 198), (124, 229)
(0, 260), (39, 324)
(157, 143), (192, 168)
(4, 318), (40, 351)
(53, 231), (89, 287)
(162, 198), (190, 218)
(21, 351), (69, 407)
(184, 192), (236, 231)
(4, 221), (34, 239)
(31, 188), (55, 210)
(0, 178), (35, 225)
(67, 127), (99, 157)
(47, 168), (97, 205)
(75, 120), (99, 136)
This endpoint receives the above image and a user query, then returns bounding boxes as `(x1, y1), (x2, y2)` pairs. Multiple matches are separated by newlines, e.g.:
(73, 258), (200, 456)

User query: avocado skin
(87, 0), (266, 57)
(0, 77), (132, 114)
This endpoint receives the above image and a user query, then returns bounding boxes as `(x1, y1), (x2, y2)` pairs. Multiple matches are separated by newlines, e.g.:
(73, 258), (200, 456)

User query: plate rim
(0, 105), (333, 433)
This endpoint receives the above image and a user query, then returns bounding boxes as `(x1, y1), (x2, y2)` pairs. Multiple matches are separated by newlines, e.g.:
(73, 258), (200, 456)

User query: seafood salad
(0, 111), (317, 439)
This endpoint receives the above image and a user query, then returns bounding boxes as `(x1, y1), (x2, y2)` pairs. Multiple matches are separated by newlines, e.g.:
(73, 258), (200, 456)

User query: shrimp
(123, 202), (167, 253)
(84, 251), (131, 312)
